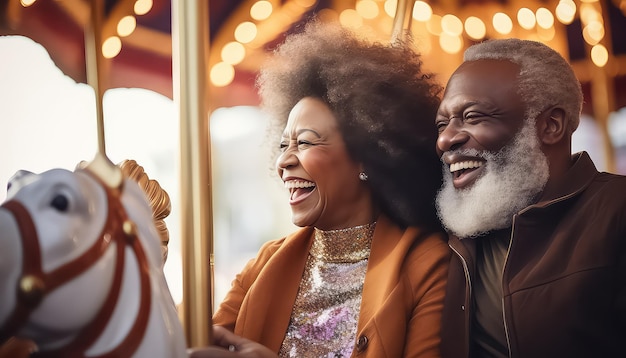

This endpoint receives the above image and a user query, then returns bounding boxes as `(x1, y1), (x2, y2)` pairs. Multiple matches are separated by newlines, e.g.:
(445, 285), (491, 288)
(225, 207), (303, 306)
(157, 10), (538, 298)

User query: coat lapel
(237, 227), (314, 351)
(358, 215), (414, 327)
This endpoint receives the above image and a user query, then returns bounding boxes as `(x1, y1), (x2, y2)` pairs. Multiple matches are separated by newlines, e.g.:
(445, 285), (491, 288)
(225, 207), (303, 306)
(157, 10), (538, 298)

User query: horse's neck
(86, 246), (187, 357)
(26, 243), (187, 358)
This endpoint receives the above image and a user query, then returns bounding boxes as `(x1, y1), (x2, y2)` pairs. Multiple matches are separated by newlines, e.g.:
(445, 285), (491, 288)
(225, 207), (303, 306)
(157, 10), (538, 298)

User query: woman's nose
(276, 147), (298, 171)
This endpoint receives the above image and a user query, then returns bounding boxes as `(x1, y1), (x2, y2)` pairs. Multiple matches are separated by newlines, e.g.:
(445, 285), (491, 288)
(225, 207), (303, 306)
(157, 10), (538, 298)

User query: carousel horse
(0, 154), (187, 357)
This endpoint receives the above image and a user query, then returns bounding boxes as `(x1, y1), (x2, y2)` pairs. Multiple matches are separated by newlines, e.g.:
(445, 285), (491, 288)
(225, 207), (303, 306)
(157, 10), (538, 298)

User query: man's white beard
(436, 120), (549, 238)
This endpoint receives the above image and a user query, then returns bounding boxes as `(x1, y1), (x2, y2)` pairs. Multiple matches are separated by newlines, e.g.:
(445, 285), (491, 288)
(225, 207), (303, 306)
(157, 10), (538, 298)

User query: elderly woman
(192, 20), (449, 358)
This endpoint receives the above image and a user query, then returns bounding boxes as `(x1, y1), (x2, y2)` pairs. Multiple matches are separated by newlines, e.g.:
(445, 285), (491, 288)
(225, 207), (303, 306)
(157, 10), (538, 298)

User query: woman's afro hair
(258, 20), (444, 230)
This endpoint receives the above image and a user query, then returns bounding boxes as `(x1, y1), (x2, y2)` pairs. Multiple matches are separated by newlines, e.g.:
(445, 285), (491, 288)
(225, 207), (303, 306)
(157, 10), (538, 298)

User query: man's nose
(437, 122), (469, 153)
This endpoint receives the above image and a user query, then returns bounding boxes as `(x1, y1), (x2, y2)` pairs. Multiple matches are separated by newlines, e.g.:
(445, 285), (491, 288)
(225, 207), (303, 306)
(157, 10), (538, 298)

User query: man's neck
(539, 152), (575, 202)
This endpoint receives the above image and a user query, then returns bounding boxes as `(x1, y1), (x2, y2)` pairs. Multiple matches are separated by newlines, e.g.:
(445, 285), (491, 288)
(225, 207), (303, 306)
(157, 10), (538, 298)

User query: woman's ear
(537, 107), (567, 145)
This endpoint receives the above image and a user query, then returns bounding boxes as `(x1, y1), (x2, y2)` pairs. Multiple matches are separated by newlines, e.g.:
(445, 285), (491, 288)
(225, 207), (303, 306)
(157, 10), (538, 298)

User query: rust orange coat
(213, 215), (450, 357)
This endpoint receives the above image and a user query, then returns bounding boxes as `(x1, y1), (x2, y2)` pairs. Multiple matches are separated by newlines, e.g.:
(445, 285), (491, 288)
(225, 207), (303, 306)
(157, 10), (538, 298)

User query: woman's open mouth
(284, 180), (316, 204)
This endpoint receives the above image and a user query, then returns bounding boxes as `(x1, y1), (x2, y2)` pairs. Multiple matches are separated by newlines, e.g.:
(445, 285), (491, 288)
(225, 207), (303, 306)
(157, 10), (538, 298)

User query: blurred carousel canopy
(0, 0), (624, 108)
(3, 0), (623, 169)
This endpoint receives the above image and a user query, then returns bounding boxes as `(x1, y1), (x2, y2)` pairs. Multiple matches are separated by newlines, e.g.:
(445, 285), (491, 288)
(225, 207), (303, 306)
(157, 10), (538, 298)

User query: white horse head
(0, 156), (187, 357)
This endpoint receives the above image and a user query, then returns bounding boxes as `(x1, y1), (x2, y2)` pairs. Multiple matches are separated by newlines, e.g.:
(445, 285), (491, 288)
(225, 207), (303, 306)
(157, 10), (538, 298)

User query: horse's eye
(50, 194), (69, 212)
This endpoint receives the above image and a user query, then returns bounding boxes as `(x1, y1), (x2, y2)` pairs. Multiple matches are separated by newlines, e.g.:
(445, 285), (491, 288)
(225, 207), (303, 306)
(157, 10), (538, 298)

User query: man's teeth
(284, 180), (316, 189)
(450, 161), (483, 173)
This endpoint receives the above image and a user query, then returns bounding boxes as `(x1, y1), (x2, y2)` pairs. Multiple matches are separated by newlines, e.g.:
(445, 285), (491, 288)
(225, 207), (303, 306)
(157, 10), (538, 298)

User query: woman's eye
(50, 194), (69, 212)
(279, 142), (288, 151)
(297, 140), (312, 147)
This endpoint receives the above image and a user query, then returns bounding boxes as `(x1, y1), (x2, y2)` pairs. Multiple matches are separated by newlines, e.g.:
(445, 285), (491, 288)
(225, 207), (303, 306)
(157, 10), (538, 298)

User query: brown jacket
(214, 214), (450, 357)
(441, 152), (626, 358)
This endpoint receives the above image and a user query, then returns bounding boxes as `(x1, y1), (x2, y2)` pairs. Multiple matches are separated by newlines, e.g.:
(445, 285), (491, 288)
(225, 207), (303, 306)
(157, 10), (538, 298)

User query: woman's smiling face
(276, 97), (374, 230)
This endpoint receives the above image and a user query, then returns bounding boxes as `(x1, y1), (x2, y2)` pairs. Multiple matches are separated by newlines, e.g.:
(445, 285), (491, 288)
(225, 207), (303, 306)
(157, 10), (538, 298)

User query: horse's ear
(81, 153), (124, 189)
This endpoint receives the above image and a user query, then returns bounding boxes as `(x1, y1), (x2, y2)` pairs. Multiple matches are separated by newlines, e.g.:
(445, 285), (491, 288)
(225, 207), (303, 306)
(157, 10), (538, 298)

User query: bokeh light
(250, 1), (273, 21)
(412, 1), (433, 22)
(210, 62), (235, 87)
(441, 14), (463, 36)
(517, 8), (536, 30)
(102, 36), (122, 58)
(493, 12), (513, 34)
(591, 44), (609, 67)
(356, 0), (379, 19)
(465, 16), (486, 40)
(234, 22), (257, 43)
(221, 41), (246, 65)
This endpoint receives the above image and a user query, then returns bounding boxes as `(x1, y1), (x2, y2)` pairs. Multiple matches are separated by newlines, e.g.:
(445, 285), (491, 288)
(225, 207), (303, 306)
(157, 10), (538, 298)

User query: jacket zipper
(449, 244), (472, 354)
(499, 191), (580, 356)
(501, 217), (516, 358)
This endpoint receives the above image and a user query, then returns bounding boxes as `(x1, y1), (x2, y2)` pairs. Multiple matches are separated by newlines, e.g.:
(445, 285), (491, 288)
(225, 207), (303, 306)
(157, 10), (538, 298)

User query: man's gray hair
(464, 38), (583, 133)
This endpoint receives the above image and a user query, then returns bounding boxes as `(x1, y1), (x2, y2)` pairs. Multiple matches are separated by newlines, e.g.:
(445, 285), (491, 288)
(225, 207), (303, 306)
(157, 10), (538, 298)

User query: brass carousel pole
(84, 0), (122, 186)
(391, 0), (413, 44)
(590, 0), (617, 173)
(171, 0), (213, 347)
(85, 0), (106, 155)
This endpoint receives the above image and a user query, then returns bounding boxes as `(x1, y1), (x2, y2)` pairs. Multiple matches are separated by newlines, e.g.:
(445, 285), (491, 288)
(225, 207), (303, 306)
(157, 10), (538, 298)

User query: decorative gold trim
(83, 152), (123, 189)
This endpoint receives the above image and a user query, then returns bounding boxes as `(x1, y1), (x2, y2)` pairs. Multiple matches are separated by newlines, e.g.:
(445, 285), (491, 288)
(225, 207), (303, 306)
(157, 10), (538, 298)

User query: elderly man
(436, 38), (626, 357)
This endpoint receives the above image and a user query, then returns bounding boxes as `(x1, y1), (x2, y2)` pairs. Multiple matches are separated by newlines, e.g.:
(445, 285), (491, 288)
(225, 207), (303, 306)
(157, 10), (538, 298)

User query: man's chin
(437, 170), (521, 238)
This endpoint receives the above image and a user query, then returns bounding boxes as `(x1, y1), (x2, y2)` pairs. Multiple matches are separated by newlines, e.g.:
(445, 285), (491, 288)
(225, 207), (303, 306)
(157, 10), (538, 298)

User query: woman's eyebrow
(295, 128), (321, 138)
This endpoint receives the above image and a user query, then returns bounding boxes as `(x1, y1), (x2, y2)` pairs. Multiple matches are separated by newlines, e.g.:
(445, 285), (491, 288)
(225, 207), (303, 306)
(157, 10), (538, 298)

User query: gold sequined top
(278, 222), (376, 357)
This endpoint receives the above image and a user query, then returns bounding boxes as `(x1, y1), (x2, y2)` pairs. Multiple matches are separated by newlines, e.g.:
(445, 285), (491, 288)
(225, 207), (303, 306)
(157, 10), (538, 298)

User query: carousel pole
(589, 0), (617, 173)
(85, 0), (106, 155)
(171, 0), (213, 348)
(83, 0), (122, 187)
(391, 0), (413, 44)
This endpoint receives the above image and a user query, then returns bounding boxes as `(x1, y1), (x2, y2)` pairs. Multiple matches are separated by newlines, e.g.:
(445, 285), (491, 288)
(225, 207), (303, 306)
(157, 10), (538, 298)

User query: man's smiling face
(434, 59), (549, 238)
(435, 59), (527, 190)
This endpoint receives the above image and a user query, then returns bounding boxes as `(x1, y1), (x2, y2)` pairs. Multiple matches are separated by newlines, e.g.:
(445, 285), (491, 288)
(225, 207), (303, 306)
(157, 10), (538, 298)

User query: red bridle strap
(0, 172), (153, 358)
(0, 200), (44, 343)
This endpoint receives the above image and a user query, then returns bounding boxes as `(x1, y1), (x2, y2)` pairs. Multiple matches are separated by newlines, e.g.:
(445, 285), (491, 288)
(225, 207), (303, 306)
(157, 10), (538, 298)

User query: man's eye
(464, 112), (484, 120)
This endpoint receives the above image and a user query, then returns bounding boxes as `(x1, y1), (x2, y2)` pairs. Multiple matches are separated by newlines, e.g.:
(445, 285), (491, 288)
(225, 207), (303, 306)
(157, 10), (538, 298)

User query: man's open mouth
(448, 160), (486, 189)
(450, 160), (484, 179)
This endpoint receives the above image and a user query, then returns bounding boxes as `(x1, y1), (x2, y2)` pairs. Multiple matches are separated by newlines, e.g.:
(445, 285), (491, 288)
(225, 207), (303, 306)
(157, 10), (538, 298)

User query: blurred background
(0, 0), (625, 316)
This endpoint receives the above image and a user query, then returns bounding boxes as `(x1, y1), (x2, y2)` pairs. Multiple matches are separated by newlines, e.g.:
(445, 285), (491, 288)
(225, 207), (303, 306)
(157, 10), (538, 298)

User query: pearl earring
(359, 172), (368, 181)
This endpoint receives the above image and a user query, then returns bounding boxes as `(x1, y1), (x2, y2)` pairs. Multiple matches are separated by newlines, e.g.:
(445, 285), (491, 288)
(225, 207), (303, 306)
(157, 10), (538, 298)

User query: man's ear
(537, 107), (567, 145)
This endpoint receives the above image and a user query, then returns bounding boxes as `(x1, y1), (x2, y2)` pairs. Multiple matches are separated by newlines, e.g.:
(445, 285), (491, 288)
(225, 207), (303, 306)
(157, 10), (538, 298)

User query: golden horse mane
(117, 159), (172, 264)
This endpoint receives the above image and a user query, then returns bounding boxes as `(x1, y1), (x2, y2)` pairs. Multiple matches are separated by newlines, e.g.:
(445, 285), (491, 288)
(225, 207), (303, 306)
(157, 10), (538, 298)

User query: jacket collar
(527, 151), (598, 210)
(359, 215), (423, 325)
(238, 225), (314, 350)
